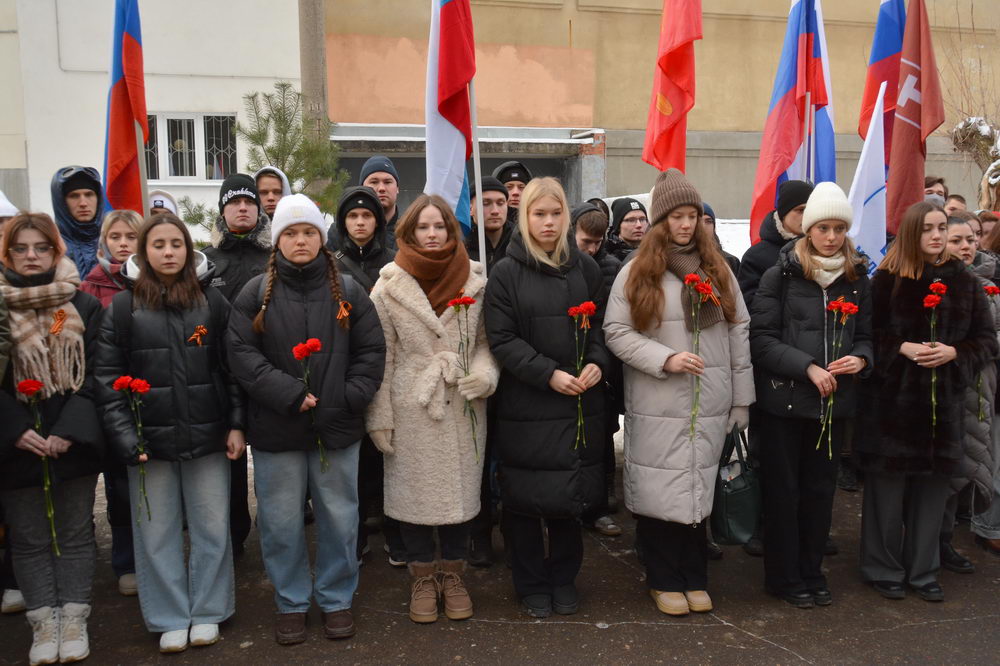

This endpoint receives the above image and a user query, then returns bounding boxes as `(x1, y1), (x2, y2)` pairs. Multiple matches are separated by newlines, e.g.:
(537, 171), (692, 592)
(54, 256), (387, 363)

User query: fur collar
(209, 212), (272, 250)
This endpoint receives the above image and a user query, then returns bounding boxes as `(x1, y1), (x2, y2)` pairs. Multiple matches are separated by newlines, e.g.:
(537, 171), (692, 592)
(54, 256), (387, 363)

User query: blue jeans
(129, 453), (234, 633)
(253, 444), (360, 613)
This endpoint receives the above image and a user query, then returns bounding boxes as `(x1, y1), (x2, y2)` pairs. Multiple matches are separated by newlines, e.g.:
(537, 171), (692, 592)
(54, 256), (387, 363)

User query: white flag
(848, 81), (888, 276)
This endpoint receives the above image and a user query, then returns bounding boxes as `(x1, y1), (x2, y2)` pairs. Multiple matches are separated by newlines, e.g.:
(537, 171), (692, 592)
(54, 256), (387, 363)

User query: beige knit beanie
(801, 181), (853, 234)
(649, 168), (704, 227)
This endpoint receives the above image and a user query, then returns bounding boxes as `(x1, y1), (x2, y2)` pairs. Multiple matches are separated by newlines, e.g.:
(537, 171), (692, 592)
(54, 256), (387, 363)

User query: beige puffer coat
(604, 263), (755, 525)
(366, 261), (498, 525)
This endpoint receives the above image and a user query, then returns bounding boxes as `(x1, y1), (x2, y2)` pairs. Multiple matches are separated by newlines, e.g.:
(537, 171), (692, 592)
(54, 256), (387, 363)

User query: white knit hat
(270, 193), (328, 244)
(801, 181), (853, 234)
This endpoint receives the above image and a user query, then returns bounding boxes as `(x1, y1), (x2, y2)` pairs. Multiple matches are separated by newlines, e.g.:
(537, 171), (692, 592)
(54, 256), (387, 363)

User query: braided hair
(252, 246), (351, 333)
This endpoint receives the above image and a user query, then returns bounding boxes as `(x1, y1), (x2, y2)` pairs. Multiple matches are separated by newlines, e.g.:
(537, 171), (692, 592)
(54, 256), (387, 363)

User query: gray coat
(603, 263), (755, 525)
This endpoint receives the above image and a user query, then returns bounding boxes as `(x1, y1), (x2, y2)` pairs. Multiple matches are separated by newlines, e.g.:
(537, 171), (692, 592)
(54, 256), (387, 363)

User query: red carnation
(460, 297), (477, 307)
(305, 338), (322, 353)
(292, 343), (310, 361)
(129, 379), (151, 394)
(839, 302), (859, 316)
(683, 273), (701, 286)
(827, 300), (842, 312)
(16, 379), (43, 397)
(578, 301), (597, 317)
(695, 282), (714, 296)
(923, 294), (942, 309)
(448, 298), (463, 310)
(986, 285), (1000, 297)
(112, 375), (134, 392)
(928, 281), (948, 295)
(567, 306), (582, 317)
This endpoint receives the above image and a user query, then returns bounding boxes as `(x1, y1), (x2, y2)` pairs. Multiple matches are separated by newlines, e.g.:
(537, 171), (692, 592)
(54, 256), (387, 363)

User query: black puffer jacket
(593, 243), (622, 305)
(227, 253), (386, 452)
(738, 211), (800, 308)
(855, 260), (999, 476)
(466, 220), (514, 272)
(484, 231), (609, 519)
(328, 186), (396, 292)
(95, 258), (245, 464)
(0, 288), (105, 491)
(750, 244), (874, 420)
(204, 213), (271, 302)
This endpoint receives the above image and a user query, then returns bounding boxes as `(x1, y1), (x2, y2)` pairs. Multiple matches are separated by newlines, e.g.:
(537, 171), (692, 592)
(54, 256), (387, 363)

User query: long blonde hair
(518, 177), (571, 269)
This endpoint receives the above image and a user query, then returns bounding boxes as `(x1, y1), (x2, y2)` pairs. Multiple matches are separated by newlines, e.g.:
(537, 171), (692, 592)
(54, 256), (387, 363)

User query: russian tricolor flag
(103, 0), (148, 215)
(858, 0), (906, 164)
(424, 0), (476, 235)
(749, 0), (836, 243)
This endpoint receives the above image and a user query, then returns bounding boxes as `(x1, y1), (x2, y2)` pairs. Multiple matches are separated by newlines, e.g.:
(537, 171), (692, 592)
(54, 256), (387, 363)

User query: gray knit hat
(649, 169), (703, 227)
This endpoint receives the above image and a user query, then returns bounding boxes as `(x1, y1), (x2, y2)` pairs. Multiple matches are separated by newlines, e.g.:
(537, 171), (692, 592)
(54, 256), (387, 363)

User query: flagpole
(802, 91), (811, 182)
(468, 79), (487, 278)
(809, 103), (817, 183)
(134, 119), (149, 217)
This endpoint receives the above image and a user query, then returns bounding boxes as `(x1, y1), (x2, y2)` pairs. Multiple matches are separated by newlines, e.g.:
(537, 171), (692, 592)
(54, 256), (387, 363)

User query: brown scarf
(394, 238), (471, 315)
(0, 257), (86, 401)
(665, 242), (725, 333)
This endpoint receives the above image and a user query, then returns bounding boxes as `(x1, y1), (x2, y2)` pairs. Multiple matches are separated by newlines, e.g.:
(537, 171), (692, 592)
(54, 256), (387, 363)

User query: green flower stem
(128, 396), (152, 522)
(689, 289), (702, 446)
(31, 401), (60, 556)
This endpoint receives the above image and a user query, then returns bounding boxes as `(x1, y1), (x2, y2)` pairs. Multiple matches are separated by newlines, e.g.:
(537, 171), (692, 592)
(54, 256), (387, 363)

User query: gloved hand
(727, 406), (749, 432)
(457, 372), (491, 401)
(369, 429), (394, 455)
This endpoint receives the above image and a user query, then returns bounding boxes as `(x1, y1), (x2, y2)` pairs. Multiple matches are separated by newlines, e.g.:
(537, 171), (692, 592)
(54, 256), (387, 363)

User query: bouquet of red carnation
(448, 295), (480, 460)
(113, 376), (153, 521)
(924, 280), (947, 434)
(815, 297), (860, 459)
(17, 379), (59, 555)
(567, 301), (597, 449)
(293, 338), (328, 471)
(682, 274), (720, 446)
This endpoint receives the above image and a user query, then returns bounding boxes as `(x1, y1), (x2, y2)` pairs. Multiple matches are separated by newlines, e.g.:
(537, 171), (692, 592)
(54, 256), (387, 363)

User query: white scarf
(812, 254), (846, 289)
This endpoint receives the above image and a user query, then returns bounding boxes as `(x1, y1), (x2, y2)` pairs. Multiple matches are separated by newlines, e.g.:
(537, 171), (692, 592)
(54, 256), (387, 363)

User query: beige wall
(326, 0), (998, 135)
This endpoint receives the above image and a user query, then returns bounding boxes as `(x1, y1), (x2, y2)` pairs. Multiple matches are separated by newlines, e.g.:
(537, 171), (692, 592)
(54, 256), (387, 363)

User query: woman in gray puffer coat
(604, 169), (753, 618)
(750, 183), (873, 609)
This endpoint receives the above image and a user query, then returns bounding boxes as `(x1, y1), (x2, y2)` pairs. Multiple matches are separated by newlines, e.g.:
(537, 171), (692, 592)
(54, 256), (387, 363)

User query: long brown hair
(794, 236), (862, 282)
(133, 213), (205, 310)
(395, 194), (462, 248)
(624, 216), (737, 331)
(1, 212), (66, 266)
(879, 201), (946, 279)
(252, 245), (350, 333)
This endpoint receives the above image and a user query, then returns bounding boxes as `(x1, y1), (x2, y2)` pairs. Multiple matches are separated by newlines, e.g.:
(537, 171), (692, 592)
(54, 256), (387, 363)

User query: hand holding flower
(15, 429), (49, 457)
(806, 363), (838, 398)
(827, 355), (866, 376)
(664, 351), (704, 375)
(916, 342), (957, 368)
(577, 363), (602, 389)
(549, 369), (586, 396)
(44, 435), (72, 459)
(299, 393), (318, 412)
(457, 372), (491, 401)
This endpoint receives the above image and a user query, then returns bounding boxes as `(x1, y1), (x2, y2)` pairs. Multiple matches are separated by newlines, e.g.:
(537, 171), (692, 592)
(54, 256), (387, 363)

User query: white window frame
(147, 112), (238, 184)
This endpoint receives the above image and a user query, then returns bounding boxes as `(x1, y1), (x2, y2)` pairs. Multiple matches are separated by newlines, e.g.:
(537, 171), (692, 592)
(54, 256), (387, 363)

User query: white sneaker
(2, 588), (26, 613)
(117, 574), (137, 597)
(189, 623), (219, 647)
(25, 606), (60, 666)
(159, 629), (188, 653)
(59, 603), (90, 663)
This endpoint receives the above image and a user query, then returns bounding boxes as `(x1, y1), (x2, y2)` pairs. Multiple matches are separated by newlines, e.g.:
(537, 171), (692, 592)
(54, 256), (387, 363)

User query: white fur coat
(366, 260), (498, 525)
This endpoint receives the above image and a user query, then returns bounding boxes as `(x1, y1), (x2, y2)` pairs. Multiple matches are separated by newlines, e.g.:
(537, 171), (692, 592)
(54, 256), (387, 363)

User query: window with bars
(144, 112), (237, 181)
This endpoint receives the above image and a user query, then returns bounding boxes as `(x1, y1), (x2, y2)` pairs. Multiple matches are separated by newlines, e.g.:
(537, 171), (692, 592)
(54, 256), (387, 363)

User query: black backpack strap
(334, 250), (375, 293)
(113, 290), (135, 351)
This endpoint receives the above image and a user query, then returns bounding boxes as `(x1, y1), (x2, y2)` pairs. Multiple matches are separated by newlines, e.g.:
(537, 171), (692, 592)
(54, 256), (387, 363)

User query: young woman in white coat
(366, 195), (498, 624)
(604, 169), (754, 616)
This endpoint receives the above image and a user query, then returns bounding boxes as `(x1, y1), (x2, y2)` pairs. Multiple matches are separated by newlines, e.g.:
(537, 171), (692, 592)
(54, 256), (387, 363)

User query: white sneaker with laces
(159, 629), (189, 653)
(189, 623), (219, 647)
(117, 573), (138, 596)
(25, 606), (60, 666)
(2, 588), (26, 613)
(59, 603), (90, 663)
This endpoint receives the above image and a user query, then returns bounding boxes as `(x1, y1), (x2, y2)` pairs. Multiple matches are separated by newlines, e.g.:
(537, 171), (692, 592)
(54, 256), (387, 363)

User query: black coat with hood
(50, 166), (105, 279)
(484, 231), (609, 519)
(0, 273), (104, 491)
(227, 253), (386, 453)
(327, 186), (396, 292)
(750, 243), (874, 420)
(854, 259), (999, 476)
(203, 212), (272, 303)
(95, 252), (246, 464)
(738, 210), (800, 308)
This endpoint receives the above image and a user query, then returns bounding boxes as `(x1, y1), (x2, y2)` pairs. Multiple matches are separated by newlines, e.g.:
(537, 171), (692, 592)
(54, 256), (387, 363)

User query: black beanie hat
(337, 186), (383, 223)
(610, 197), (647, 234)
(471, 176), (508, 200)
(61, 169), (100, 197)
(219, 173), (260, 213)
(571, 202), (601, 226)
(492, 161), (532, 185)
(359, 155), (399, 185)
(776, 180), (814, 220)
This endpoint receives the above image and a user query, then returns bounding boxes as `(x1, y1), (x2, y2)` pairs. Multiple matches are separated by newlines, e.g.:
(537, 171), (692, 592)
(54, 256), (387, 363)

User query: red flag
(642, 0), (702, 172)
(885, 0), (943, 235)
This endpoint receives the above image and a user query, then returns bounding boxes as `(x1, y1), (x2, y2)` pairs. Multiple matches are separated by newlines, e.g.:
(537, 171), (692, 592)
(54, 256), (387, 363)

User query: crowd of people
(0, 157), (998, 664)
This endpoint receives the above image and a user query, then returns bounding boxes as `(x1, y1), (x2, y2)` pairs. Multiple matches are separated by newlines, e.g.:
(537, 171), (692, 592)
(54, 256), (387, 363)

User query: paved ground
(3, 454), (999, 665)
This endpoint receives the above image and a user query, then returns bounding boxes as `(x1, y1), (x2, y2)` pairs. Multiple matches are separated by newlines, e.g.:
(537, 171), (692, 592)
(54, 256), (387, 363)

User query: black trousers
(103, 462), (135, 576)
(583, 407), (619, 523)
(636, 516), (707, 592)
(503, 511), (582, 598)
(399, 521), (471, 563)
(759, 414), (840, 593)
(230, 456), (252, 553)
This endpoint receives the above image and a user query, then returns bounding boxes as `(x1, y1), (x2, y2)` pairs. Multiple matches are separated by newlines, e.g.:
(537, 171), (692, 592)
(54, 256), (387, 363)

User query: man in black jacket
(329, 186), (395, 291)
(203, 173), (270, 558)
(359, 156), (401, 249)
(467, 176), (513, 271)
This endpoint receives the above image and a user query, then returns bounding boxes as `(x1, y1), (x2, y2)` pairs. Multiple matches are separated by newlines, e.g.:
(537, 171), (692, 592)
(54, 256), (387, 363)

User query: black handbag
(710, 427), (761, 546)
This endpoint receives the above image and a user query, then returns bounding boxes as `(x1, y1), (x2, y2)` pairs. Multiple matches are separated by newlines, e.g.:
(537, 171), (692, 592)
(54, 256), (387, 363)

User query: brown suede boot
(438, 560), (474, 620)
(408, 562), (440, 623)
